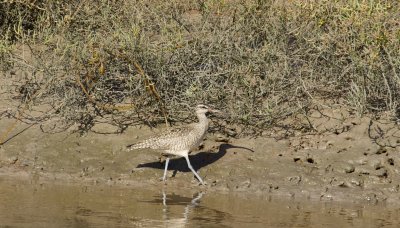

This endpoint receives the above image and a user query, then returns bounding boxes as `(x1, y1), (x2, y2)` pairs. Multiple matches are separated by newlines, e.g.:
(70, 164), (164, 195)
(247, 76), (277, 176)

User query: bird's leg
(162, 157), (170, 182)
(183, 155), (205, 185)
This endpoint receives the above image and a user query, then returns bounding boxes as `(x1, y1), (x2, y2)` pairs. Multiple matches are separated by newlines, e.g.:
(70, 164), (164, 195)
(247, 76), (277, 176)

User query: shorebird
(127, 104), (220, 185)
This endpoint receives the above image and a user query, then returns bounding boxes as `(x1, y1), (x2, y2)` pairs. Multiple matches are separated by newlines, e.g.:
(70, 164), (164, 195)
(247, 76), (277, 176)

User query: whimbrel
(127, 104), (219, 185)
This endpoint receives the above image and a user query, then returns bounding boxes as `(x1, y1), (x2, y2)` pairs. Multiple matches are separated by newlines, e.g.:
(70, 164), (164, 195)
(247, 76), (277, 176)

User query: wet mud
(1, 108), (400, 206)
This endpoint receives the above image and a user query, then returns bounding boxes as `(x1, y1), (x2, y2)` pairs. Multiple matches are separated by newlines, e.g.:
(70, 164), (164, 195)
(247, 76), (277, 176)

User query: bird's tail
(126, 140), (152, 151)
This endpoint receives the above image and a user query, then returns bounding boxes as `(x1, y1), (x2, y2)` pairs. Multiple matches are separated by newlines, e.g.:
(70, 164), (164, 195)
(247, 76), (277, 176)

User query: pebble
(215, 133), (229, 142)
(334, 162), (355, 174)
(288, 176), (302, 184)
(235, 179), (251, 189)
(365, 193), (378, 204)
(357, 167), (371, 175)
(369, 160), (383, 170)
(387, 185), (400, 193)
(8, 156), (18, 164)
(375, 168), (388, 178)
(344, 164), (355, 173)
(293, 157), (301, 162)
(225, 128), (237, 137)
(350, 179), (363, 187)
(387, 158), (395, 166)
(375, 147), (387, 154)
(354, 158), (368, 165)
(320, 194), (334, 201)
(318, 141), (333, 150)
(291, 139), (301, 147)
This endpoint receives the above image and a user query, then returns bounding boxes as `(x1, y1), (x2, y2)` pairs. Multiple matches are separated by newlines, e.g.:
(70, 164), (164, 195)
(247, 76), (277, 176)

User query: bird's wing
(155, 125), (194, 138)
(127, 124), (195, 150)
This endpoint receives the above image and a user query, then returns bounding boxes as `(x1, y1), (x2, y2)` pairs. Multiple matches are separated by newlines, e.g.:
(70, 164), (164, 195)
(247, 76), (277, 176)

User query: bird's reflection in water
(160, 191), (204, 227)
(141, 189), (231, 227)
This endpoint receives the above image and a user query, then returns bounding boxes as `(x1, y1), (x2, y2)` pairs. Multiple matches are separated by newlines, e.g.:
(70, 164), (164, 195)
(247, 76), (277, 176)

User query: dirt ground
(1, 95), (400, 205)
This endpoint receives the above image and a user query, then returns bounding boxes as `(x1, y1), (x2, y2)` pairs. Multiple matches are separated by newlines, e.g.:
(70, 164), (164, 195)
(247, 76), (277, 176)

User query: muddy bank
(0, 108), (400, 205)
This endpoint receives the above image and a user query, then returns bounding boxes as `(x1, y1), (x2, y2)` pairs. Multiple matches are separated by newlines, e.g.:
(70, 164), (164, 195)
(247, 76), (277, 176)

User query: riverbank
(1, 108), (399, 205)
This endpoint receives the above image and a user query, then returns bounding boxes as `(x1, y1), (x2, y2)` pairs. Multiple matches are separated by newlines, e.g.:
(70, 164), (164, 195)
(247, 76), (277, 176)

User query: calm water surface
(0, 178), (399, 227)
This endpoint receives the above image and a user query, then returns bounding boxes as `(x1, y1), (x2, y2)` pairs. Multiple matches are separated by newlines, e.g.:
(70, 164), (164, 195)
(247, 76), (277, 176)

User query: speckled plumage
(127, 104), (219, 185)
(128, 119), (208, 155)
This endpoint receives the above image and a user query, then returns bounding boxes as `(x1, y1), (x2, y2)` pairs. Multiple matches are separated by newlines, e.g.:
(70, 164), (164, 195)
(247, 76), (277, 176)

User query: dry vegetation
(0, 0), (399, 136)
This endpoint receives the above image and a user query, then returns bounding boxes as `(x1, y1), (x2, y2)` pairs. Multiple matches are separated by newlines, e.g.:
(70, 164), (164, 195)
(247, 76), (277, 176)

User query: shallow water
(0, 178), (399, 228)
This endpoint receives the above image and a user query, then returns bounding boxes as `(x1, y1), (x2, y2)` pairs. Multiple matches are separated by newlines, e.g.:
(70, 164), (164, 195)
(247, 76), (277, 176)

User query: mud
(1, 107), (400, 206)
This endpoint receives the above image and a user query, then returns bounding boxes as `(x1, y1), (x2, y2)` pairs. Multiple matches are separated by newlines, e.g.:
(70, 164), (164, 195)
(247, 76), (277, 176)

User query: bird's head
(195, 104), (220, 115)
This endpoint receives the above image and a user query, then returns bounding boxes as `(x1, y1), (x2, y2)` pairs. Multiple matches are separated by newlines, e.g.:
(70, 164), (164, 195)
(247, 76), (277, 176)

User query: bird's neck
(197, 113), (209, 127)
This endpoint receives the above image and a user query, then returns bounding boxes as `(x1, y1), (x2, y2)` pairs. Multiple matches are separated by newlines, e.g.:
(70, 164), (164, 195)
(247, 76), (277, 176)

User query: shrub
(1, 0), (399, 135)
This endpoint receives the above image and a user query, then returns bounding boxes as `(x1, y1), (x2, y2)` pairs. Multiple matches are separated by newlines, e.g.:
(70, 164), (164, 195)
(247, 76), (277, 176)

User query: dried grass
(1, 0), (399, 136)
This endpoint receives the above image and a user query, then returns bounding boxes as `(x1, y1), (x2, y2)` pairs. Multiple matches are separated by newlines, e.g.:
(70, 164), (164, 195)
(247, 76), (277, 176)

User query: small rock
(235, 179), (251, 189)
(291, 139), (301, 147)
(21, 160), (31, 167)
(288, 176), (302, 184)
(344, 164), (355, 173)
(376, 147), (387, 154)
(369, 160), (383, 170)
(344, 136), (354, 141)
(293, 157), (301, 162)
(375, 168), (388, 178)
(387, 158), (395, 166)
(320, 194), (334, 201)
(333, 162), (355, 174)
(267, 184), (279, 192)
(354, 158), (368, 165)
(225, 128), (237, 137)
(215, 134), (229, 142)
(306, 157), (315, 164)
(9, 156), (18, 164)
(365, 193), (378, 204)
(350, 179), (363, 187)
(325, 164), (333, 172)
(318, 141), (333, 150)
(387, 185), (399, 193)
(357, 167), (371, 175)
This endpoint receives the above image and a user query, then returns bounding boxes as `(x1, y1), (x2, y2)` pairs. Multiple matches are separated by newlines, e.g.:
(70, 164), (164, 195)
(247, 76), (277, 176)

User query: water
(0, 178), (399, 228)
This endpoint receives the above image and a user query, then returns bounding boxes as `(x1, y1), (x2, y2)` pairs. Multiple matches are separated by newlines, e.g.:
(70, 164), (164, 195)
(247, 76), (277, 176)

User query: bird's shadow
(136, 143), (254, 173)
